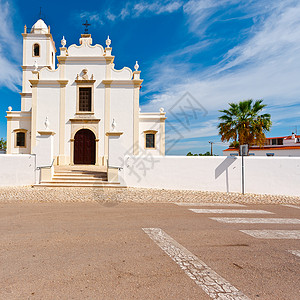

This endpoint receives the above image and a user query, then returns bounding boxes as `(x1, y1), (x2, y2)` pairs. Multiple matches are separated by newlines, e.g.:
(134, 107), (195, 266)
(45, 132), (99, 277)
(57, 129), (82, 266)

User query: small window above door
(79, 87), (92, 111)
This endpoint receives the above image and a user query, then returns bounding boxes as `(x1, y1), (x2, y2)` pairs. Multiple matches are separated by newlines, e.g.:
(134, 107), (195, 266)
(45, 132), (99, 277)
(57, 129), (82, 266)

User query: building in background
(223, 133), (300, 156)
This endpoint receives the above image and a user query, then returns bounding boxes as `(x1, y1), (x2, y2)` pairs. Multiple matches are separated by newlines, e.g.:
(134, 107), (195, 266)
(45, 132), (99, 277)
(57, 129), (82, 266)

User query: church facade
(6, 19), (166, 167)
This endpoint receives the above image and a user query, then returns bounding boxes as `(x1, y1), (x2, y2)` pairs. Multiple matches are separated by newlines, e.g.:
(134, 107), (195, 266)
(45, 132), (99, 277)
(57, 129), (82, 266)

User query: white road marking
(283, 204), (300, 209)
(240, 230), (300, 239)
(143, 228), (250, 300)
(211, 218), (300, 224)
(175, 203), (245, 207)
(288, 250), (300, 258)
(190, 209), (274, 214)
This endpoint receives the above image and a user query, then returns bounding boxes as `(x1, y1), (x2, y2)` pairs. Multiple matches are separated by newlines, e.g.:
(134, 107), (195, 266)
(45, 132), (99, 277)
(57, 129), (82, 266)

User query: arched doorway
(74, 129), (96, 165)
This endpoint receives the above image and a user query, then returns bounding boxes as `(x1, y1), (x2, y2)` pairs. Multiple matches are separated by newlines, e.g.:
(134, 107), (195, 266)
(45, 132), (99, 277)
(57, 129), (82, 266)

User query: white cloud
(142, 0), (300, 131)
(0, 0), (21, 91)
(134, 1), (182, 16)
(79, 1), (183, 25)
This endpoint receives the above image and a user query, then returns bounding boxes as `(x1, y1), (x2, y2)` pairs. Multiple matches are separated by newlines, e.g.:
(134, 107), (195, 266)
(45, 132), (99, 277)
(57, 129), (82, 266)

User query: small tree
(218, 99), (271, 155)
(186, 151), (213, 156)
(0, 138), (6, 150)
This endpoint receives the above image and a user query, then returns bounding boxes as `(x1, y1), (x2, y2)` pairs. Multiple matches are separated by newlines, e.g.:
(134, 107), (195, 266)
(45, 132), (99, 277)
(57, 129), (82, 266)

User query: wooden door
(74, 129), (96, 165)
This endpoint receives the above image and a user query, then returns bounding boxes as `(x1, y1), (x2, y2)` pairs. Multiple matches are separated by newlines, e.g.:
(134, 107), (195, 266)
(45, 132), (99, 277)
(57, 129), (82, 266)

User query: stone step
(34, 182), (126, 188)
(42, 180), (116, 184)
(54, 171), (107, 176)
(53, 176), (107, 180)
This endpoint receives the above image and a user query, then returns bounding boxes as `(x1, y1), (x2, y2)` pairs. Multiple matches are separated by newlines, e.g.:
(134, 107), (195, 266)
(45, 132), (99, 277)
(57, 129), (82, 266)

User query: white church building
(6, 19), (166, 176)
(3, 18), (299, 197)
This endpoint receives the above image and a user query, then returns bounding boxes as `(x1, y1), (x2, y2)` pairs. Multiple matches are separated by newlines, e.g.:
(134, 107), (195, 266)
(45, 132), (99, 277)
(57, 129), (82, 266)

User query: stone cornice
(102, 79), (143, 87)
(38, 131), (56, 136)
(75, 79), (96, 84)
(6, 111), (31, 119)
(22, 66), (52, 70)
(69, 118), (101, 123)
(20, 92), (32, 97)
(29, 79), (68, 87)
(106, 131), (124, 136)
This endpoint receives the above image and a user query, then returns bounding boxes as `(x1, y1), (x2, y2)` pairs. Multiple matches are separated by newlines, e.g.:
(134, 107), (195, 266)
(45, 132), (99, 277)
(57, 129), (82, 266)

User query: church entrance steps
(34, 165), (126, 188)
(35, 182), (125, 188)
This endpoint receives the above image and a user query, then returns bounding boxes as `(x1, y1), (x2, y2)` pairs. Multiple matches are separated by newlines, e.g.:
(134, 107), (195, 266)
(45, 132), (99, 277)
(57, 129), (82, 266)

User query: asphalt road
(0, 202), (299, 299)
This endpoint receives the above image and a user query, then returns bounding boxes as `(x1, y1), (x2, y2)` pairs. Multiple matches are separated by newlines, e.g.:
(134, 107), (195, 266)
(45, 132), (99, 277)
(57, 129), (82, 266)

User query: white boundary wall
(0, 155), (36, 186)
(124, 156), (300, 196)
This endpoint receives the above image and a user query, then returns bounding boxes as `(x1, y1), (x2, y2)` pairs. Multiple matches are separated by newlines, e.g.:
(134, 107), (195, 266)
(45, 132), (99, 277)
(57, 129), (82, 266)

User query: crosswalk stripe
(283, 204), (300, 209)
(190, 209), (273, 214)
(210, 218), (300, 224)
(175, 203), (245, 207)
(240, 230), (300, 239)
(288, 250), (300, 258)
(143, 228), (250, 300)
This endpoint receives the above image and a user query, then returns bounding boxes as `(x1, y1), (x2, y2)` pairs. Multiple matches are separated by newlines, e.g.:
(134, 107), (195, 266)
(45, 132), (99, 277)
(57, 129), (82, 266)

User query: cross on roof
(82, 20), (91, 34)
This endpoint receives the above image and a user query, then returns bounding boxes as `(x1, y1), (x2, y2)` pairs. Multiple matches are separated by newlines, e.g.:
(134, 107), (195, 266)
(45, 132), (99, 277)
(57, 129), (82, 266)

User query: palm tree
(218, 99), (272, 155)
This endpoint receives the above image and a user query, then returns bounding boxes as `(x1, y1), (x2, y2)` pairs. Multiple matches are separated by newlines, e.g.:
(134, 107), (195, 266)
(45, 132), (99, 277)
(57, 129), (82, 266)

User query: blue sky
(0, 0), (300, 155)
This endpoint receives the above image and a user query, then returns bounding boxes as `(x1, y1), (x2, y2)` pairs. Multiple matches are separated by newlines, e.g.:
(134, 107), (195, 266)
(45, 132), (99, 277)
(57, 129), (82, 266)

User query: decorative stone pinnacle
(134, 61), (139, 71)
(160, 107), (164, 113)
(61, 36), (66, 47)
(33, 60), (38, 71)
(8, 106), (12, 111)
(106, 35), (111, 47)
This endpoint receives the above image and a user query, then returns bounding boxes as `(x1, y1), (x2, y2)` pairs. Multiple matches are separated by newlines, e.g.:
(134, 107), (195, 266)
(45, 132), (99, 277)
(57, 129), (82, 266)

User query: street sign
(240, 144), (248, 156)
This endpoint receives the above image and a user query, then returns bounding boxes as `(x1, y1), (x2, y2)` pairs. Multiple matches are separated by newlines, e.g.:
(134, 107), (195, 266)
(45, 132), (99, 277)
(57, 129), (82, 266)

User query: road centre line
(240, 230), (300, 239)
(190, 209), (273, 214)
(143, 228), (250, 300)
(210, 218), (300, 224)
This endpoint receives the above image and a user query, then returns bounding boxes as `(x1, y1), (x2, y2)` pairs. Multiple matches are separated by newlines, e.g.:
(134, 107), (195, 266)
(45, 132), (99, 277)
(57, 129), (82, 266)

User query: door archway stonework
(69, 118), (100, 166)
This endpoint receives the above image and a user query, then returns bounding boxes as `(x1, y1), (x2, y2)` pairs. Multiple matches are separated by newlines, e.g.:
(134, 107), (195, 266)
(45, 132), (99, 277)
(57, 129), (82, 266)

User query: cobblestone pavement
(0, 186), (299, 204)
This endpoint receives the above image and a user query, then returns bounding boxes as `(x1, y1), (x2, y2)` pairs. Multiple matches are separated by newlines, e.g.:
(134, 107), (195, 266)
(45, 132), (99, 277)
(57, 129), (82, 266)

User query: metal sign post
(240, 145), (248, 195)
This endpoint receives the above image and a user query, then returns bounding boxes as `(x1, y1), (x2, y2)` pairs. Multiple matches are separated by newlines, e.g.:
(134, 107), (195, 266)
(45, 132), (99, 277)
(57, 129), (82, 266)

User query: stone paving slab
(0, 186), (299, 204)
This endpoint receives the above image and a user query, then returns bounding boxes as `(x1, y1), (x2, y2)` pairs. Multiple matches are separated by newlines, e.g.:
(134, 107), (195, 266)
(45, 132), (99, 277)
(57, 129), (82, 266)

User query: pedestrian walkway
(240, 230), (300, 239)
(211, 217), (300, 224)
(189, 209), (273, 214)
(178, 203), (300, 240)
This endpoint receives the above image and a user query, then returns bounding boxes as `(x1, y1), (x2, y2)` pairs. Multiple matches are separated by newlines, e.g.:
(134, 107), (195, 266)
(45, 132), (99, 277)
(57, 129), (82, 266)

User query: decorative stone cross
(82, 20), (91, 34)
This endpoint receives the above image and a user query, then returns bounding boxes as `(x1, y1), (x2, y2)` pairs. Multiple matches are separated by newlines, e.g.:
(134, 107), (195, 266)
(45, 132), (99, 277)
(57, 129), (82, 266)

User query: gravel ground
(0, 186), (299, 205)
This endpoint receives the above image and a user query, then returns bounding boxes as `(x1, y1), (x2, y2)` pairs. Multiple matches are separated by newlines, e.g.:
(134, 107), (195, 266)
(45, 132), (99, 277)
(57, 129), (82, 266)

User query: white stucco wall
(110, 86), (134, 155)
(0, 155), (36, 186)
(36, 86), (60, 156)
(124, 156), (300, 196)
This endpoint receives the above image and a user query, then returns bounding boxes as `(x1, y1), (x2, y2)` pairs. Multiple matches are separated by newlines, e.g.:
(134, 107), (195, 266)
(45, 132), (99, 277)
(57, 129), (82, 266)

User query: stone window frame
(75, 80), (96, 115)
(13, 129), (27, 148)
(144, 130), (158, 149)
(32, 43), (40, 57)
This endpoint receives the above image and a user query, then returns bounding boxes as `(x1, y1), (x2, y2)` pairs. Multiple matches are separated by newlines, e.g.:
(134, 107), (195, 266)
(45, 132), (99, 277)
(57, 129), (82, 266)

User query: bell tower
(21, 19), (56, 111)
